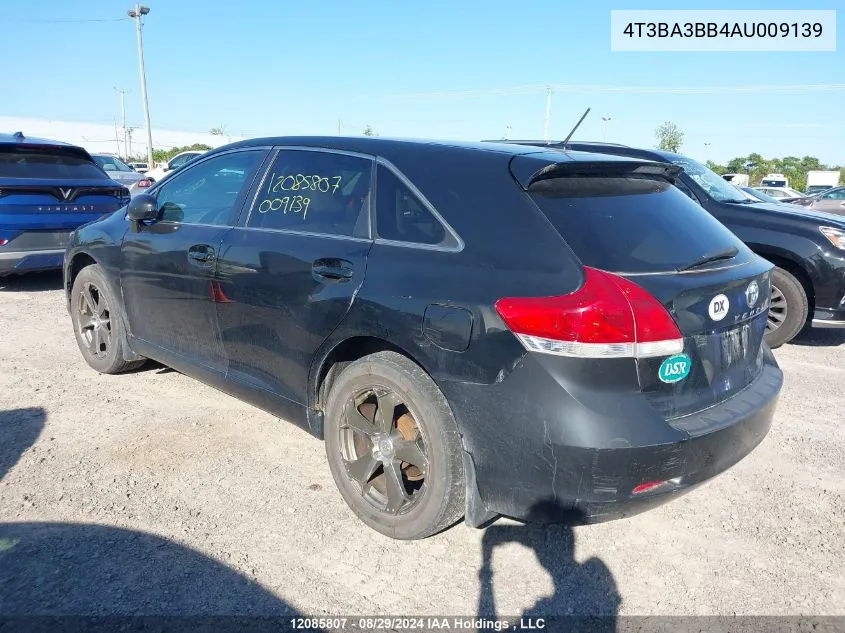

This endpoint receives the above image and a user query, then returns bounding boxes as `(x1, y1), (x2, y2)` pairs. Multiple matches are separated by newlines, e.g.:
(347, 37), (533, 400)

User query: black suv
(500, 141), (845, 347)
(65, 138), (782, 539)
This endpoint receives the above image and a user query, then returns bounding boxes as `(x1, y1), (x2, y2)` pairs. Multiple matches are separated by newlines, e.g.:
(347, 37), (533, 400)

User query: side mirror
(127, 193), (159, 222)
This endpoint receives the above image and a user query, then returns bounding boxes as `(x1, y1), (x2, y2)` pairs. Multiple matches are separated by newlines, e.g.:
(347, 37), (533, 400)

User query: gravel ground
(0, 271), (843, 618)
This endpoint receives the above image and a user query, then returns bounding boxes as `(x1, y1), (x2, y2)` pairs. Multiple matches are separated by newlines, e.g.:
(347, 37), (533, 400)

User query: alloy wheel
(339, 386), (430, 515)
(77, 282), (112, 359)
(767, 284), (787, 333)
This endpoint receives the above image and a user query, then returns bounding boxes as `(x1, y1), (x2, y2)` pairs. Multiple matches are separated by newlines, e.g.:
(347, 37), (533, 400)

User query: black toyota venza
(65, 138), (783, 539)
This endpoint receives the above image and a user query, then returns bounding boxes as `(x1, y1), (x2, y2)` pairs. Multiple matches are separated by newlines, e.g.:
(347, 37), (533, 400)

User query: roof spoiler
(511, 158), (682, 190)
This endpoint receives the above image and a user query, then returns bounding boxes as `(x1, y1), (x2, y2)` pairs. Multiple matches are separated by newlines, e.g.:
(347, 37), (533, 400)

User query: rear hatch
(0, 143), (129, 249)
(513, 155), (772, 419)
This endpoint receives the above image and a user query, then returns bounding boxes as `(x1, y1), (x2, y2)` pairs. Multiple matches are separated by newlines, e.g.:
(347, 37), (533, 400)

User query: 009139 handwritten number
(258, 195), (310, 217)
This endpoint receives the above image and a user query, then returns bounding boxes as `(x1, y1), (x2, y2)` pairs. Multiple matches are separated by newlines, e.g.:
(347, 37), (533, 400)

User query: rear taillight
(137, 179), (153, 188)
(494, 267), (683, 359)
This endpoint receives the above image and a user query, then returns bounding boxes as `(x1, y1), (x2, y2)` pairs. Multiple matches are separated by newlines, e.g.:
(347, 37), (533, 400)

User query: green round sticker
(658, 353), (691, 384)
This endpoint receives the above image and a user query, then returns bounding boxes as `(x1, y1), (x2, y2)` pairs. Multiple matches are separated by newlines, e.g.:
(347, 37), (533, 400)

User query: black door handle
(188, 244), (216, 266)
(312, 258), (354, 282)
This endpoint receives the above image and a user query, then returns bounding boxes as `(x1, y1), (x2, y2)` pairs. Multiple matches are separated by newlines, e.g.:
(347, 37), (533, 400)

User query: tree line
(125, 143), (212, 165)
(706, 155), (843, 192)
(655, 121), (842, 192)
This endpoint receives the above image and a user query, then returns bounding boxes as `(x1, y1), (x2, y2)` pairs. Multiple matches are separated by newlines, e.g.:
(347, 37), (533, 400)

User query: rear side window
(375, 165), (449, 246)
(0, 147), (105, 179)
(822, 188), (845, 200)
(529, 176), (745, 274)
(249, 150), (372, 237)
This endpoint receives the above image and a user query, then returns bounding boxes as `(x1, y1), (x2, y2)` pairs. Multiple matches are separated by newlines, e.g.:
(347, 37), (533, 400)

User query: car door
(213, 148), (373, 405)
(120, 148), (268, 373)
(811, 188), (845, 215)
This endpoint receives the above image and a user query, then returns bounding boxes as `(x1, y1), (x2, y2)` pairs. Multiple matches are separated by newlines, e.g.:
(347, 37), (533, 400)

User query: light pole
(127, 4), (154, 168)
(543, 86), (553, 142)
(114, 87), (130, 158)
(602, 115), (611, 141)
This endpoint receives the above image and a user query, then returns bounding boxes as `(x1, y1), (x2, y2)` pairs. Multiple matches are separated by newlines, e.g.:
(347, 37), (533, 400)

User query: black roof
(210, 135), (660, 167)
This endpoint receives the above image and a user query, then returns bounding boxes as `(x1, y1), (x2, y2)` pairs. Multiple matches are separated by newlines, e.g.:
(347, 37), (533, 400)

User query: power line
(388, 83), (845, 101)
(5, 17), (127, 23)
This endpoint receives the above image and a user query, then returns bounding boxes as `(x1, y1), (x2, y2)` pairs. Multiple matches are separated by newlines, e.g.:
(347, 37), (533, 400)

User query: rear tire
(765, 266), (808, 349)
(70, 264), (145, 374)
(323, 351), (465, 539)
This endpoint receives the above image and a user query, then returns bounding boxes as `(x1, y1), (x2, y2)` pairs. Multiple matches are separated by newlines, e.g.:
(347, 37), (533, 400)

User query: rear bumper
(0, 249), (65, 275)
(441, 348), (782, 524)
(0, 228), (75, 275)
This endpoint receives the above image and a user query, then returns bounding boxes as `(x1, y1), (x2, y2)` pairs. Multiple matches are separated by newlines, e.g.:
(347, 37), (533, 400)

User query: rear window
(0, 146), (105, 179)
(529, 176), (745, 274)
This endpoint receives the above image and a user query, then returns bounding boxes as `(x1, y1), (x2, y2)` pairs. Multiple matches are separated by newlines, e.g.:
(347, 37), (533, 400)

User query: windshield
(669, 156), (747, 203)
(93, 155), (134, 172)
(742, 187), (778, 203)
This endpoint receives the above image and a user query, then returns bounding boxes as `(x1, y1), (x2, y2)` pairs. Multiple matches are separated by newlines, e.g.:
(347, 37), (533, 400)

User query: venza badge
(745, 280), (759, 309)
(659, 353), (692, 384)
(708, 294), (729, 321)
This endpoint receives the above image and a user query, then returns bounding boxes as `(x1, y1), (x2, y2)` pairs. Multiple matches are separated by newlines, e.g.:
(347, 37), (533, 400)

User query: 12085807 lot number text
(266, 173), (342, 194)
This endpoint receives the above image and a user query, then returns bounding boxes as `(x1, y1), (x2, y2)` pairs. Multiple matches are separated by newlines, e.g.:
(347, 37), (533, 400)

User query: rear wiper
(677, 246), (739, 272)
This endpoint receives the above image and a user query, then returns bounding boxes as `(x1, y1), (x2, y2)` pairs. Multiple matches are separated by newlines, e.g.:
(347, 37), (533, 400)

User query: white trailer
(805, 171), (840, 195)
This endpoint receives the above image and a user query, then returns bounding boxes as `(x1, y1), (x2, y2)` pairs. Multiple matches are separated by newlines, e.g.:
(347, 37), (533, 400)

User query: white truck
(761, 173), (789, 188)
(805, 170), (840, 195)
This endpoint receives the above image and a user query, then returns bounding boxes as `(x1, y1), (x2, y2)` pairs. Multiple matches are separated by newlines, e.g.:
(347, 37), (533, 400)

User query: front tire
(765, 266), (808, 349)
(70, 264), (145, 374)
(323, 351), (465, 539)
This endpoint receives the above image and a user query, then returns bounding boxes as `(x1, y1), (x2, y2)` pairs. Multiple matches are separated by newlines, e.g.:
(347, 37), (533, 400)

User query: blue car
(0, 132), (130, 276)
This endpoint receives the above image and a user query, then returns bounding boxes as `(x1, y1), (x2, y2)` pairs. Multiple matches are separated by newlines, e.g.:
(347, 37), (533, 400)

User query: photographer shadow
(0, 407), (313, 629)
(477, 502), (620, 631)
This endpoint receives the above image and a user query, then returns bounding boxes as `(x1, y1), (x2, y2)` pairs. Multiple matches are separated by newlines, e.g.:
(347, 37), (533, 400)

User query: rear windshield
(0, 146), (105, 179)
(529, 176), (746, 274)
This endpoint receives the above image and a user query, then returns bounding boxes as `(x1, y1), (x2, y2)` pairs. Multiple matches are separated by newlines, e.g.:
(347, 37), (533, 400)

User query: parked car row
(127, 150), (207, 197)
(3, 130), (843, 539)
(723, 170), (841, 200)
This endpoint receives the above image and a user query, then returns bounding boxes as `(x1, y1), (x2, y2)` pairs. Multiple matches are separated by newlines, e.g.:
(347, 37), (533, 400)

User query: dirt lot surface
(1, 271), (843, 618)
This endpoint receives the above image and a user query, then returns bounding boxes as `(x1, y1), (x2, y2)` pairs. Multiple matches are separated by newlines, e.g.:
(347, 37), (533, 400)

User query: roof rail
(485, 139), (632, 149)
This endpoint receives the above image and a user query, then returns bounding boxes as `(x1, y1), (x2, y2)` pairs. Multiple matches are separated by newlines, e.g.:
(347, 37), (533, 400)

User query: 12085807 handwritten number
(266, 173), (342, 195)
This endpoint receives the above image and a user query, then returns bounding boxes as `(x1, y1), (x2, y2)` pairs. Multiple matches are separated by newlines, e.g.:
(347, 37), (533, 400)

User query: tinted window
(529, 176), (745, 274)
(375, 165), (446, 245)
(249, 150), (372, 236)
(155, 150), (263, 226)
(93, 155), (134, 172)
(170, 152), (200, 169)
(0, 147), (105, 179)
(823, 188), (845, 200)
(673, 177), (698, 202)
